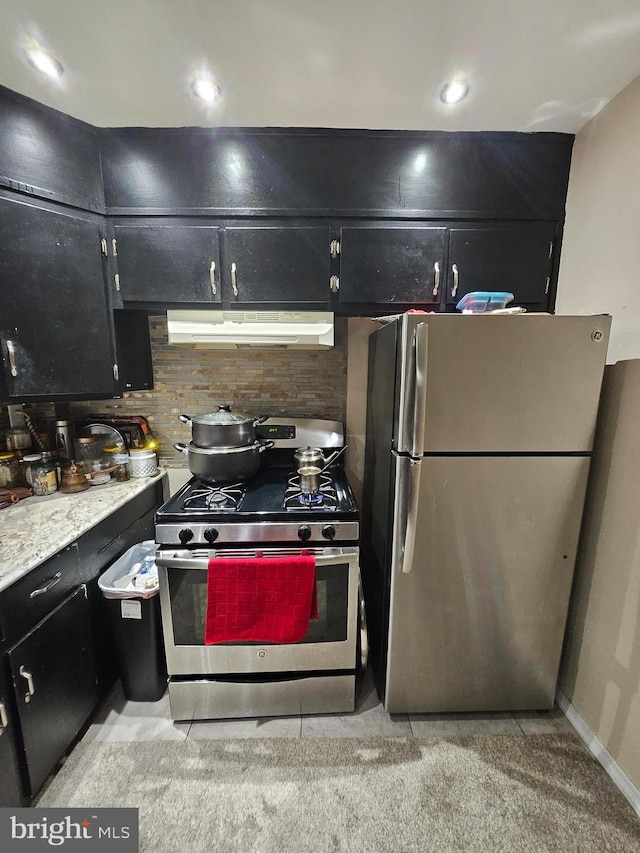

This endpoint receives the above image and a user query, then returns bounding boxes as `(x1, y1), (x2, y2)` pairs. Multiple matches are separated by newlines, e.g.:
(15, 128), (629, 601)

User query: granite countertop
(0, 471), (167, 594)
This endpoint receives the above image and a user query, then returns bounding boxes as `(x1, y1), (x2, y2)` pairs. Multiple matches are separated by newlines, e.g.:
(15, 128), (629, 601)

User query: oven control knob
(322, 525), (336, 541)
(203, 528), (219, 544)
(298, 525), (312, 542)
(178, 528), (194, 544)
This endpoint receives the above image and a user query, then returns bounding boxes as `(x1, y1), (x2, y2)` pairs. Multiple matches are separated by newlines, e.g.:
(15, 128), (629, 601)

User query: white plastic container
(129, 447), (158, 478)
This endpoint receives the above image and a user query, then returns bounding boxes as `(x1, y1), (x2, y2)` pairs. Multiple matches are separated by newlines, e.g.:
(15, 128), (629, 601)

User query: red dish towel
(205, 556), (318, 644)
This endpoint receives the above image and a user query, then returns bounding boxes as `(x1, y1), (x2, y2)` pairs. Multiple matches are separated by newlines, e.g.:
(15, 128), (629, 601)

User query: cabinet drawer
(0, 544), (81, 644)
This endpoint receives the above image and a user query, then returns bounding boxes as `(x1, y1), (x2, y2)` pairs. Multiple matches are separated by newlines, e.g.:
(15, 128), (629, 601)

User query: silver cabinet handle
(29, 571), (61, 599)
(112, 238), (118, 256)
(209, 261), (217, 295)
(0, 702), (8, 732)
(6, 340), (18, 377)
(451, 263), (459, 298)
(20, 666), (35, 703)
(330, 275), (340, 293)
(231, 262), (238, 296)
(433, 262), (441, 297)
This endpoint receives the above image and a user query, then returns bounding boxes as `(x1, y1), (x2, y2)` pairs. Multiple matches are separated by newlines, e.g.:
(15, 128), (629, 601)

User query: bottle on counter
(0, 451), (21, 488)
(5, 427), (32, 456)
(113, 443), (131, 482)
(22, 453), (43, 487)
(31, 458), (58, 496)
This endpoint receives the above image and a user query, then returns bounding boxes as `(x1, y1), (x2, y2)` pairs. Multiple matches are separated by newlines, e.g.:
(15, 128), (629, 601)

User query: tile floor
(79, 669), (576, 744)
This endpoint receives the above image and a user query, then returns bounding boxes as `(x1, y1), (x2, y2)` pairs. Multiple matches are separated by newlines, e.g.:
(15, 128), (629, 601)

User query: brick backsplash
(2, 315), (348, 467)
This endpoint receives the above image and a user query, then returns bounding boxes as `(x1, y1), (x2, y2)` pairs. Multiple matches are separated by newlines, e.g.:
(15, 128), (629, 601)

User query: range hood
(166, 310), (334, 349)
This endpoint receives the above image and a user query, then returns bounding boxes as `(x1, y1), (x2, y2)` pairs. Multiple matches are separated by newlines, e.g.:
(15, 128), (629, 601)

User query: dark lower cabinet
(338, 225), (446, 311)
(0, 666), (24, 807)
(0, 192), (118, 402)
(113, 220), (221, 304)
(221, 225), (332, 307)
(8, 585), (98, 798)
(445, 222), (557, 310)
(0, 479), (165, 804)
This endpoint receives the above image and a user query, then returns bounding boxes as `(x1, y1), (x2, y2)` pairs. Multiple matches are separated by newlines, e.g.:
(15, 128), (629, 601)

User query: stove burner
(183, 482), (246, 511)
(284, 472), (339, 510)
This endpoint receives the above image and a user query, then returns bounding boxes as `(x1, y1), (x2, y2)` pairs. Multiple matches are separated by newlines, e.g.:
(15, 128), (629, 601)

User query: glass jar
(22, 453), (43, 486)
(31, 459), (58, 496)
(113, 445), (131, 482)
(129, 447), (158, 478)
(0, 452), (21, 488)
(5, 427), (32, 453)
(74, 436), (102, 474)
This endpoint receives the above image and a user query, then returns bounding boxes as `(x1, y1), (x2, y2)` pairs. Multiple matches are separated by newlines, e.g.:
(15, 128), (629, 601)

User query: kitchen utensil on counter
(79, 423), (126, 456)
(59, 461), (90, 493)
(294, 445), (347, 471)
(179, 407), (268, 449)
(174, 440), (274, 485)
(52, 419), (74, 459)
(128, 447), (158, 478)
(81, 414), (152, 448)
(74, 436), (102, 473)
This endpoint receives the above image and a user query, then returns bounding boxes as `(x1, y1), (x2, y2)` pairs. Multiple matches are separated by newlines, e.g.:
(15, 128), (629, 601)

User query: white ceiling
(1, 0), (640, 133)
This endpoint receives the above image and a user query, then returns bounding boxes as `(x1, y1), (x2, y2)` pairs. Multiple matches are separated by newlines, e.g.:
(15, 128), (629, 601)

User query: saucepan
(179, 406), (268, 449)
(174, 440), (274, 485)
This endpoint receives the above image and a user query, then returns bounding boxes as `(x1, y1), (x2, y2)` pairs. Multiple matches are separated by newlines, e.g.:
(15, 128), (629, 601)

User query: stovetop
(156, 465), (359, 524)
(155, 417), (359, 547)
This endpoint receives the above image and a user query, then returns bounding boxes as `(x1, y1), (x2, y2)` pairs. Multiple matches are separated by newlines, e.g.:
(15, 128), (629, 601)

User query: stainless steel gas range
(155, 418), (364, 722)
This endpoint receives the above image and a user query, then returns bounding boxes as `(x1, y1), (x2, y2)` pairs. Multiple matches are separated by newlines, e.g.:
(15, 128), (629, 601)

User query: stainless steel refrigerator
(361, 313), (611, 714)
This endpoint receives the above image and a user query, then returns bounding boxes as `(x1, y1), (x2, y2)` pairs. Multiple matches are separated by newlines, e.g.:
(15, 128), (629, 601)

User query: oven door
(156, 546), (359, 675)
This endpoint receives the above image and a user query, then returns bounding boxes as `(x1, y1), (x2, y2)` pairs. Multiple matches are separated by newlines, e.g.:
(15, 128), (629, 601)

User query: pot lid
(192, 405), (257, 425)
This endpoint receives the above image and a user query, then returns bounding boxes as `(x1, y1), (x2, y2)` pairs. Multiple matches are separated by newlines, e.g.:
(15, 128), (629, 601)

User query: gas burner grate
(183, 482), (246, 511)
(284, 472), (338, 510)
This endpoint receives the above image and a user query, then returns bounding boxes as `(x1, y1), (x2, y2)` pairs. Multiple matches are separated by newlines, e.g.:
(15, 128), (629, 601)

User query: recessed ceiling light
(192, 78), (222, 103)
(24, 46), (64, 79)
(440, 80), (469, 105)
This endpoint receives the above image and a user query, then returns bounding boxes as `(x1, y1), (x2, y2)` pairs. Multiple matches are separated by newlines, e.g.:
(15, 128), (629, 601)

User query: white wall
(555, 73), (640, 363)
(558, 73), (640, 792)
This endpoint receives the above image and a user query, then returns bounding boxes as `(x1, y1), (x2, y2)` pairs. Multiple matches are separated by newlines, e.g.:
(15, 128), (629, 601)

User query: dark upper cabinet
(99, 128), (573, 220)
(0, 85), (103, 212)
(112, 220), (221, 304)
(7, 585), (98, 798)
(0, 193), (120, 402)
(221, 226), (332, 307)
(338, 225), (447, 311)
(444, 222), (558, 310)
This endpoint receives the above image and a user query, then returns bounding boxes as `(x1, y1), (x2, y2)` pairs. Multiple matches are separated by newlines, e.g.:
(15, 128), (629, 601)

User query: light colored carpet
(37, 735), (640, 852)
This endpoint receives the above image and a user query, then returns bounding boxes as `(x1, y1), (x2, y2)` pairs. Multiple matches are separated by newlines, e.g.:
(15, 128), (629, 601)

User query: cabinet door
(222, 226), (331, 307)
(113, 221), (221, 303)
(445, 222), (557, 310)
(0, 666), (24, 806)
(338, 226), (446, 310)
(8, 585), (98, 798)
(0, 194), (117, 401)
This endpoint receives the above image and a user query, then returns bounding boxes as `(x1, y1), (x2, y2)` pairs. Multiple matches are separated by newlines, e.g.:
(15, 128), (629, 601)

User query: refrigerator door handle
(410, 323), (429, 458)
(400, 458), (423, 574)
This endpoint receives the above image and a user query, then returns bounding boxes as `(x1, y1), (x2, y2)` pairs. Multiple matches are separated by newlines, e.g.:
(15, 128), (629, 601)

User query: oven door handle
(155, 549), (355, 569)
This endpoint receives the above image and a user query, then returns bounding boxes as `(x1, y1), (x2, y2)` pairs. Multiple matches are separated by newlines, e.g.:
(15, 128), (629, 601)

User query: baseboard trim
(557, 689), (640, 818)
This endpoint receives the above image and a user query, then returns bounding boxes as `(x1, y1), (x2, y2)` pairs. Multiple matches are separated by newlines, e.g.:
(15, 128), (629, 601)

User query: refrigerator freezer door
(385, 453), (590, 713)
(395, 314), (611, 453)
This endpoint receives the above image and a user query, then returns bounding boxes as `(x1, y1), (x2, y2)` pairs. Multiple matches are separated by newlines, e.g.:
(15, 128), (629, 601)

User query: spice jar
(129, 447), (158, 478)
(5, 427), (32, 454)
(74, 436), (102, 474)
(22, 453), (43, 486)
(0, 452), (21, 488)
(113, 444), (131, 482)
(31, 458), (58, 496)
